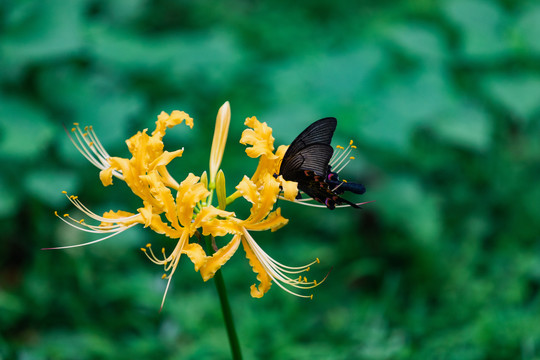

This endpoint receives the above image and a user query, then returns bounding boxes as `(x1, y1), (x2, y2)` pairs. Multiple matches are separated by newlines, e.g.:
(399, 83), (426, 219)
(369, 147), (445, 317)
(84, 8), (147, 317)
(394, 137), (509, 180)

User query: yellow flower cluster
(53, 102), (325, 308)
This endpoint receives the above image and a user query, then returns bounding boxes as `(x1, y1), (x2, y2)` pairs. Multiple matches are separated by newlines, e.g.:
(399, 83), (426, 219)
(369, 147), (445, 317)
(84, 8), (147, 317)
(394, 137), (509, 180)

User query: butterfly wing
(280, 117), (337, 179)
(282, 117), (337, 162)
(279, 143), (334, 179)
(278, 117), (363, 209)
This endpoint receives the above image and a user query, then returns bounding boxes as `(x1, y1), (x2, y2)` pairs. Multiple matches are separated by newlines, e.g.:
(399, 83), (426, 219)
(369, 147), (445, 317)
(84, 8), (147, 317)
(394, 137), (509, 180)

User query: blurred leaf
(87, 25), (182, 71)
(428, 103), (491, 151)
(482, 74), (540, 120)
(360, 66), (455, 150)
(0, 96), (54, 161)
(36, 70), (144, 149)
(1, 0), (85, 67)
(23, 169), (80, 208)
(374, 176), (441, 246)
(266, 45), (385, 141)
(88, 25), (246, 90)
(385, 23), (447, 62)
(515, 5), (540, 55)
(0, 176), (20, 218)
(442, 0), (509, 60)
(0, 292), (24, 329)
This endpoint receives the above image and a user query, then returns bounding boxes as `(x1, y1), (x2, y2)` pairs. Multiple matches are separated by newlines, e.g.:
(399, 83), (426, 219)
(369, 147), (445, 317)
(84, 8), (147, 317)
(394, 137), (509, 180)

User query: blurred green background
(2, 0), (540, 359)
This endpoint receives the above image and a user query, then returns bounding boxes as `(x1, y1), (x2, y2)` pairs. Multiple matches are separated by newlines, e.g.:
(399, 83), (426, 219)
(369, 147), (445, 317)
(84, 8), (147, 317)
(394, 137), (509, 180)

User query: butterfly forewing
(283, 117), (337, 159)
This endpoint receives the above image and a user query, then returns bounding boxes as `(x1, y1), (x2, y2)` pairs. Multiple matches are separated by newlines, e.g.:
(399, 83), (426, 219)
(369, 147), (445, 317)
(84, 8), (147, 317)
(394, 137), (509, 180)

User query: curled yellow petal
(241, 232), (271, 298)
(236, 176), (258, 204)
(99, 167), (114, 186)
(245, 208), (288, 232)
(201, 217), (240, 237)
(248, 173), (280, 224)
(277, 175), (298, 201)
(240, 116), (278, 159)
(183, 243), (207, 271)
(176, 174), (210, 227)
(154, 110), (193, 137)
(149, 149), (184, 169)
(200, 234), (242, 281)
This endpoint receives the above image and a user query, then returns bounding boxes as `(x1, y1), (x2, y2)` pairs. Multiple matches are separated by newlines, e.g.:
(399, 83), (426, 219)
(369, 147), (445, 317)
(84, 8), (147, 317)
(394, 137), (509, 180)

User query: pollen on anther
(306, 267), (310, 272)
(303, 276), (308, 282)
(140, 248), (146, 252)
(350, 156), (355, 160)
(161, 274), (167, 279)
(351, 145), (357, 149)
(316, 258), (320, 264)
(64, 213), (69, 217)
(71, 128), (76, 132)
(349, 140), (354, 146)
(343, 180), (348, 183)
(161, 248), (166, 254)
(62, 191), (67, 194)
(89, 142), (94, 147)
(73, 122), (79, 126)
(310, 295), (313, 300)
(314, 280), (318, 286)
(79, 219), (85, 224)
(54, 211), (58, 216)
(146, 243), (151, 248)
(336, 145), (344, 150)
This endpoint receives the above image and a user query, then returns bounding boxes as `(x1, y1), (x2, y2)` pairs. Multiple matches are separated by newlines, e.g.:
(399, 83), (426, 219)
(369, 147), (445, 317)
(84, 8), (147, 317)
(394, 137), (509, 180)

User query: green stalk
(205, 236), (242, 360)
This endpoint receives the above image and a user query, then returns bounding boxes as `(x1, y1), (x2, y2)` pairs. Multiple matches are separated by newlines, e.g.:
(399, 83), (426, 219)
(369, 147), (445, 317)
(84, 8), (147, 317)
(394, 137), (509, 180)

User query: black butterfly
(278, 117), (366, 210)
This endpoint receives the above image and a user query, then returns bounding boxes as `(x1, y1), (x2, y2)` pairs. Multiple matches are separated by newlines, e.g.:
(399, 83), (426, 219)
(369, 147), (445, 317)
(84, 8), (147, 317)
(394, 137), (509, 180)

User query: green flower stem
(205, 236), (242, 360)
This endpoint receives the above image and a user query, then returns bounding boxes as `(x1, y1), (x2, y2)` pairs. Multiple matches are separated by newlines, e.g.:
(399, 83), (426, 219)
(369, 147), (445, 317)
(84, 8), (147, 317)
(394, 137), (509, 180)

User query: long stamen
(56, 213), (128, 233)
(157, 233), (189, 311)
(42, 227), (135, 250)
(85, 125), (113, 163)
(278, 196), (373, 208)
(63, 192), (139, 224)
(67, 124), (107, 169)
(333, 156), (354, 174)
(330, 143), (353, 170)
(65, 124), (124, 180)
(44, 215), (137, 250)
(242, 229), (324, 298)
(141, 233), (189, 311)
(330, 142), (351, 167)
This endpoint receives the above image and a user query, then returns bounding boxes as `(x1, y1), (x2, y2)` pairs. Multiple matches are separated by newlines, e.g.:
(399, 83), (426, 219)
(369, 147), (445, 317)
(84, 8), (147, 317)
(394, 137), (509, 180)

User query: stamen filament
(42, 223), (137, 250)
(64, 193), (139, 224)
(278, 196), (373, 208)
(330, 145), (353, 171)
(65, 124), (124, 180)
(333, 158), (352, 174)
(242, 228), (323, 298)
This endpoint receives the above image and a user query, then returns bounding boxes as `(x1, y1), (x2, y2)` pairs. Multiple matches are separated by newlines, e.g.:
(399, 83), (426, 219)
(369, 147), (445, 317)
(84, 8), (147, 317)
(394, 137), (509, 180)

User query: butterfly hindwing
(279, 143), (334, 180)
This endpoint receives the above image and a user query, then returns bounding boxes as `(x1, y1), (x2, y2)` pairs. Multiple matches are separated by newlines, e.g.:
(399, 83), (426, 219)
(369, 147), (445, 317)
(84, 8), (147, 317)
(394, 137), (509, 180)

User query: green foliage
(2, 0), (540, 359)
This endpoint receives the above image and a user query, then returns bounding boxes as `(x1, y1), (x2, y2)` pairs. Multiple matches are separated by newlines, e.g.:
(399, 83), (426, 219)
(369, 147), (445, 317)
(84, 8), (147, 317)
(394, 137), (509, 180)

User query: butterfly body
(278, 117), (365, 210)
